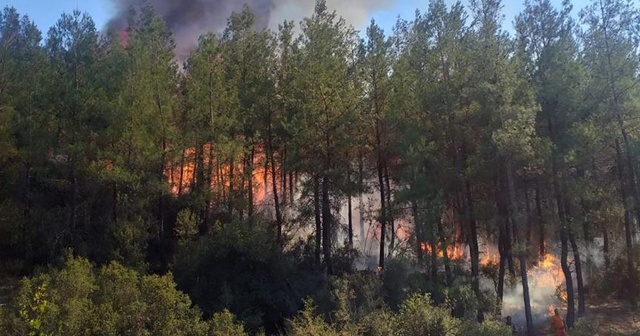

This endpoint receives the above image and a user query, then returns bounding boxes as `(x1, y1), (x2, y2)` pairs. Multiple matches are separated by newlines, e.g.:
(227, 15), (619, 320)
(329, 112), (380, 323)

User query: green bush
(208, 309), (247, 336)
(394, 293), (461, 336)
(173, 221), (331, 334)
(0, 256), (209, 336)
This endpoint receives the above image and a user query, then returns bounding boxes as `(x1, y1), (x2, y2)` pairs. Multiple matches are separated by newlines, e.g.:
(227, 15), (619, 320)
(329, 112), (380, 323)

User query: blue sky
(2, 0), (591, 37)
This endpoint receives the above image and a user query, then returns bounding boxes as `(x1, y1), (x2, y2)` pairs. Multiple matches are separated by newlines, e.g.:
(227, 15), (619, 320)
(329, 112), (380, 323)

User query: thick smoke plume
(106, 0), (393, 60)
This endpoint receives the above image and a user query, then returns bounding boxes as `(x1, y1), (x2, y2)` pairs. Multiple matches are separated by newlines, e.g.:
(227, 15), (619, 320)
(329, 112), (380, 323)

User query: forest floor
(534, 299), (640, 335)
(584, 300), (640, 335)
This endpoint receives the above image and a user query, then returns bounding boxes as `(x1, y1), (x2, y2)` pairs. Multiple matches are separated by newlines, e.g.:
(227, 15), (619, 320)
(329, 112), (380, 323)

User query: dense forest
(1, 0), (640, 334)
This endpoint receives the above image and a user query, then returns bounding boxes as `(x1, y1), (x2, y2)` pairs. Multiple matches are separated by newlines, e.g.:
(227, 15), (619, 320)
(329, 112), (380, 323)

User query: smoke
(106, 0), (394, 61)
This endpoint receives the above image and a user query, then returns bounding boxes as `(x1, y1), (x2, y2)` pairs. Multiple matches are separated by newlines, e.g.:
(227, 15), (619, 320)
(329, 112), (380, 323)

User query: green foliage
(173, 220), (330, 334)
(1, 256), (208, 335)
(288, 299), (345, 336)
(208, 309), (247, 336)
(3, 0), (640, 334)
(394, 293), (461, 336)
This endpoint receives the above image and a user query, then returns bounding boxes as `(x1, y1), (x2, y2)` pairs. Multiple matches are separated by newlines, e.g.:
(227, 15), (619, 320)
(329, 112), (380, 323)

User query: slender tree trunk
(322, 175), (333, 275)
(548, 115), (575, 325)
(616, 139), (638, 307)
(437, 218), (452, 285)
(602, 224), (610, 269)
(377, 155), (387, 271)
(384, 164), (394, 253)
(506, 161), (534, 335)
(347, 170), (353, 250)
(454, 139), (481, 314)
(267, 127), (282, 245)
(375, 114), (388, 270)
(569, 229), (585, 316)
(178, 148), (186, 196)
(359, 153), (365, 249)
(429, 240), (438, 278)
(228, 157), (235, 217)
(495, 178), (507, 310)
(560, 227), (575, 328)
(525, 187), (533, 247)
(535, 181), (545, 261)
(289, 171), (294, 205)
(281, 146), (287, 206)
(497, 224), (506, 314)
(466, 181), (482, 321)
(248, 146), (255, 218)
(412, 201), (423, 263)
(314, 174), (321, 265)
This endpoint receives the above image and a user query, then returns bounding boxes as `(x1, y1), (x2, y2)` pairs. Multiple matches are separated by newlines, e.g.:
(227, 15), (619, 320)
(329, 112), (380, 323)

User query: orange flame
(420, 242), (464, 260)
(163, 143), (278, 206)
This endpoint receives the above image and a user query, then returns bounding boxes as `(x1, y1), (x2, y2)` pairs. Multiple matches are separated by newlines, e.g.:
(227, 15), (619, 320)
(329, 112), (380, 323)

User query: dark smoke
(106, 0), (394, 61)
(106, 0), (275, 60)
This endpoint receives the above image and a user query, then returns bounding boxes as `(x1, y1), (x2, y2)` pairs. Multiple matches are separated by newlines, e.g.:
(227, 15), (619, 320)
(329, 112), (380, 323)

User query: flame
(480, 251), (499, 266)
(420, 242), (464, 260)
(163, 143), (278, 206)
(118, 29), (129, 48)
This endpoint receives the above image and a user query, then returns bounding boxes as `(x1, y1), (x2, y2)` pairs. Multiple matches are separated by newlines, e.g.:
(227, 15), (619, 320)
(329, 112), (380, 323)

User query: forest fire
(118, 29), (129, 47)
(420, 241), (465, 260)
(163, 144), (276, 206)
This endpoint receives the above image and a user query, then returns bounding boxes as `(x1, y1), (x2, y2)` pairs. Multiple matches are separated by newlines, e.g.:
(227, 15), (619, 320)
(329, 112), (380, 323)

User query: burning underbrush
(484, 252), (569, 329)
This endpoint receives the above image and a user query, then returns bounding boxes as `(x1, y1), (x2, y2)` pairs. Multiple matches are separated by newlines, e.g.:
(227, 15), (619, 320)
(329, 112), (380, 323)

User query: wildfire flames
(420, 241), (465, 260)
(164, 144), (277, 206)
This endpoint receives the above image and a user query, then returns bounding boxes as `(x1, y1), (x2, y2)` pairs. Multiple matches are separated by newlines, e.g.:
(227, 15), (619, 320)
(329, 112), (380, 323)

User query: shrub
(1, 256), (209, 335)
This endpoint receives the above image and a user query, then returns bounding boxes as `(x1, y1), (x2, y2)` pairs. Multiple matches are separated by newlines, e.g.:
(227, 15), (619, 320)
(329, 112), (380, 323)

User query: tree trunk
(495, 178), (508, 310)
(347, 169), (353, 250)
(616, 139), (638, 307)
(267, 130), (282, 245)
(289, 171), (294, 205)
(228, 157), (235, 217)
(437, 217), (452, 285)
(535, 181), (545, 261)
(561, 227), (575, 328)
(384, 164), (394, 254)
(248, 146), (255, 218)
(359, 154), (365, 249)
(569, 229), (585, 316)
(314, 174), (321, 265)
(506, 161), (534, 335)
(412, 201), (423, 263)
(465, 181), (482, 321)
(281, 146), (287, 206)
(377, 155), (387, 271)
(322, 174), (333, 275)
(602, 224), (610, 269)
(497, 223), (506, 313)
